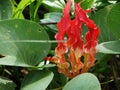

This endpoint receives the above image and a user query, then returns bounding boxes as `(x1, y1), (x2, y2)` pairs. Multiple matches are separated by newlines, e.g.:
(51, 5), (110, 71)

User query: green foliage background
(0, 0), (120, 90)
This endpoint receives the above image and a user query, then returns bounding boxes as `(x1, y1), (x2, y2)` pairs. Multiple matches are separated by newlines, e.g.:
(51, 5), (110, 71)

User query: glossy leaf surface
(0, 19), (50, 67)
(63, 73), (101, 90)
(21, 71), (53, 90)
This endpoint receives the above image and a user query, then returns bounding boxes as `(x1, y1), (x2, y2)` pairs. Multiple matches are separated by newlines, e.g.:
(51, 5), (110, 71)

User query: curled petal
(57, 62), (72, 78)
(82, 47), (96, 73)
(47, 0), (100, 78)
(56, 0), (72, 40)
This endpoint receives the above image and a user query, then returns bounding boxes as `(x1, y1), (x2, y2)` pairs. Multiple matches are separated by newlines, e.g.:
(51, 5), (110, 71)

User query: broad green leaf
(21, 71), (54, 90)
(13, 0), (35, 18)
(81, 0), (94, 9)
(42, 0), (65, 12)
(90, 5), (116, 43)
(0, 19), (50, 67)
(0, 0), (12, 20)
(107, 2), (120, 39)
(63, 73), (101, 90)
(0, 56), (31, 67)
(0, 76), (16, 90)
(40, 12), (62, 33)
(41, 12), (62, 23)
(97, 40), (120, 54)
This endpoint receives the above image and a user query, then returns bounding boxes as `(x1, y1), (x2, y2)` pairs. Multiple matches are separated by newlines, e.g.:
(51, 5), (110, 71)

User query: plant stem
(101, 79), (114, 85)
(110, 57), (120, 90)
(52, 86), (63, 90)
(39, 22), (57, 25)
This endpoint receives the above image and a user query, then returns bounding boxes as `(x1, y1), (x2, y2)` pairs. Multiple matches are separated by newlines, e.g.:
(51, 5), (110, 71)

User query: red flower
(46, 0), (100, 78)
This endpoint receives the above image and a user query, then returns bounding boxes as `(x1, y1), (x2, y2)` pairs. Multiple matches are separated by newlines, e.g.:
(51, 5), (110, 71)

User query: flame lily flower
(46, 0), (100, 78)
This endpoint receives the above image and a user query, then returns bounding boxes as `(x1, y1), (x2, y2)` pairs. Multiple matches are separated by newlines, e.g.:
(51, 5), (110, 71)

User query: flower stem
(110, 57), (120, 90)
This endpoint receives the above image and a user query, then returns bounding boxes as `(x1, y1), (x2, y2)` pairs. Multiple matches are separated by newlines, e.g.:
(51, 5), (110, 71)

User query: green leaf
(81, 0), (94, 9)
(0, 19), (50, 67)
(97, 40), (120, 54)
(0, 76), (16, 90)
(21, 71), (54, 90)
(42, 0), (65, 12)
(63, 73), (101, 90)
(107, 2), (120, 39)
(13, 0), (35, 18)
(0, 56), (30, 67)
(0, 0), (12, 20)
(41, 12), (62, 23)
(40, 12), (62, 33)
(90, 5), (116, 43)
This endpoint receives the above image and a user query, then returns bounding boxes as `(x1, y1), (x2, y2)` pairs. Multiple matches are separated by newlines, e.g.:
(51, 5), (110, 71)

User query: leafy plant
(0, 0), (120, 90)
